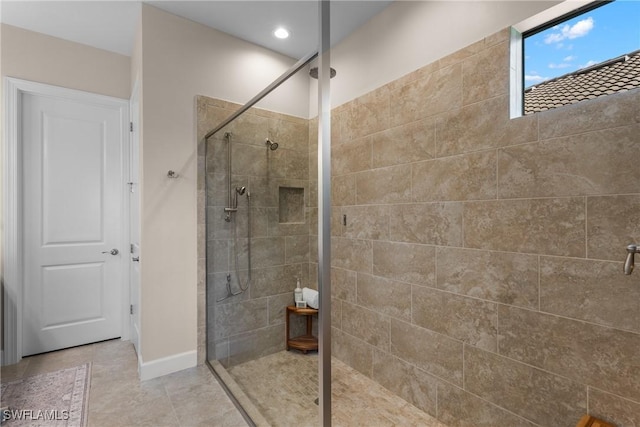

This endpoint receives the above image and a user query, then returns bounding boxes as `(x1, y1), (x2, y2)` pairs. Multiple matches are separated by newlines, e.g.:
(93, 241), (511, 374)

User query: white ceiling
(0, 0), (393, 59)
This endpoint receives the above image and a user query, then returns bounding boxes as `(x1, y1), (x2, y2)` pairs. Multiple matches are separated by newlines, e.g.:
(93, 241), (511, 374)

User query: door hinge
(129, 122), (133, 132)
(130, 304), (134, 315)
(130, 243), (134, 254)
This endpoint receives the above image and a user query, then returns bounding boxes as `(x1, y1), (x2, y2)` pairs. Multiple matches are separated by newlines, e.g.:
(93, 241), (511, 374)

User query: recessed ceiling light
(274, 27), (290, 39)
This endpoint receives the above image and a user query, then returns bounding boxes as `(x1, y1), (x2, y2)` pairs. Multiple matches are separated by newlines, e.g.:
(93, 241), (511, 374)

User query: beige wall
(1, 24), (130, 99)
(138, 4), (309, 363)
(329, 27), (640, 426)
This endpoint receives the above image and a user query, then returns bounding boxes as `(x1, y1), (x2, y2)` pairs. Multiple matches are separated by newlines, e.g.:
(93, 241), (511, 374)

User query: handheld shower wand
(624, 244), (640, 275)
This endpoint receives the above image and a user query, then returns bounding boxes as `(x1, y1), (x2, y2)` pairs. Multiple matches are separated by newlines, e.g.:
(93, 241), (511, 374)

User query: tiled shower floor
(225, 350), (446, 427)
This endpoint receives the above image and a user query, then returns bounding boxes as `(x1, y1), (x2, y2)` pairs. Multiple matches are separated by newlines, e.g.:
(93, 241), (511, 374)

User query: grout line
(586, 385), (590, 415)
(495, 304), (500, 355)
(584, 196), (589, 259)
(538, 255), (541, 312)
(462, 343), (466, 391)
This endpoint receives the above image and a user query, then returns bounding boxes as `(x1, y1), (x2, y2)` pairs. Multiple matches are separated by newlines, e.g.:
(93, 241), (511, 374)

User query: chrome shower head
(236, 186), (246, 195)
(265, 138), (279, 151)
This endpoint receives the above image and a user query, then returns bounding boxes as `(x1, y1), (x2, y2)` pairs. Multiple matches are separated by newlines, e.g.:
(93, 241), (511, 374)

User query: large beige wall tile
(412, 286), (497, 351)
(243, 237), (285, 269)
(331, 238), (372, 273)
(331, 174), (356, 207)
(436, 383), (538, 427)
(587, 195), (640, 261)
(342, 302), (390, 352)
(372, 118), (435, 168)
(224, 112), (269, 146)
(213, 299), (268, 341)
(232, 143), (268, 177)
(372, 349), (438, 416)
(250, 264), (305, 299)
(332, 136), (372, 176)
(285, 235), (309, 264)
(438, 38), (485, 69)
(389, 202), (463, 246)
(208, 272), (250, 307)
(343, 86), (390, 141)
(207, 207), (233, 240)
(206, 173), (228, 207)
(227, 324), (284, 366)
(332, 267), (357, 303)
(436, 247), (538, 309)
(499, 125), (640, 198)
(462, 42), (508, 105)
(465, 346), (586, 425)
(332, 298), (342, 330)
(498, 305), (640, 402)
(463, 198), (585, 257)
(412, 150), (497, 202)
(390, 63), (462, 127)
(267, 117), (308, 152)
(588, 388), (640, 427)
(356, 273), (411, 321)
(373, 241), (435, 287)
(332, 327), (373, 377)
(268, 293), (296, 325)
(342, 205), (390, 240)
(206, 239), (229, 273)
(355, 165), (412, 205)
(331, 103), (350, 147)
(284, 150), (309, 181)
(389, 319), (463, 386)
(540, 257), (640, 332)
(436, 95), (538, 157)
(538, 89), (640, 140)
(206, 137), (229, 176)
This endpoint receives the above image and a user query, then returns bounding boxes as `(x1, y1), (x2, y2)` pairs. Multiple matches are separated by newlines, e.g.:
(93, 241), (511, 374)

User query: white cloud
(548, 62), (572, 69)
(563, 55), (577, 62)
(544, 17), (594, 44)
(525, 75), (548, 83)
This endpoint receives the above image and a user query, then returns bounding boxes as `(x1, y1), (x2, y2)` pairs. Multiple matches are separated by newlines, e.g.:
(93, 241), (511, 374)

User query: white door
(22, 91), (126, 356)
(129, 82), (141, 356)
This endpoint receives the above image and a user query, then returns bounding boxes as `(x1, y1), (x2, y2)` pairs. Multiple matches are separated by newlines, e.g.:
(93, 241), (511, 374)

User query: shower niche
(278, 186), (305, 224)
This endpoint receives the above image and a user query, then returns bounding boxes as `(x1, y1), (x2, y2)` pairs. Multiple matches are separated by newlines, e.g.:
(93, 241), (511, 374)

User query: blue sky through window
(524, 0), (640, 88)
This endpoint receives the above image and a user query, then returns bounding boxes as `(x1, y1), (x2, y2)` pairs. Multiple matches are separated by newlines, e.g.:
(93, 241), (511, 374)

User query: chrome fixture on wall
(265, 138), (279, 151)
(623, 244), (640, 274)
(309, 66), (336, 79)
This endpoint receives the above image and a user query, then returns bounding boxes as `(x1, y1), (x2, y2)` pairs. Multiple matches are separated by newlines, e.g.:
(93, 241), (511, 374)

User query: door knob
(102, 249), (119, 255)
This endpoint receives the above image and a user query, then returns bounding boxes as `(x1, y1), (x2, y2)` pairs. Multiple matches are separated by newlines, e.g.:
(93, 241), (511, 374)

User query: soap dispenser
(294, 277), (303, 303)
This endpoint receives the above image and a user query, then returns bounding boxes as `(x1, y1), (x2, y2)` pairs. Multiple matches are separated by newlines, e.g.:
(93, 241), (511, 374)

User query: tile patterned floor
(2, 341), (447, 426)
(1, 340), (247, 427)
(226, 351), (447, 427)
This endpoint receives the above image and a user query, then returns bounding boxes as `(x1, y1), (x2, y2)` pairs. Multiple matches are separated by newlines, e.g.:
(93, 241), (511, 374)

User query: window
(511, 1), (640, 116)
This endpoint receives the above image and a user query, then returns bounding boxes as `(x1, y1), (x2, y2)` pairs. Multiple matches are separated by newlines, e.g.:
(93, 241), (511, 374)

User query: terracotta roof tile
(524, 49), (640, 114)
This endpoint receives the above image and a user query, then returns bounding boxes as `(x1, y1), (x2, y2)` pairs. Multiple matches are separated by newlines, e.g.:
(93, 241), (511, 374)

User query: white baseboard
(138, 350), (197, 381)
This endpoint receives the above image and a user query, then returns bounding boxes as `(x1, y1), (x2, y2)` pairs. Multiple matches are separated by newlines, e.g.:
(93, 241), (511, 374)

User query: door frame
(2, 77), (131, 365)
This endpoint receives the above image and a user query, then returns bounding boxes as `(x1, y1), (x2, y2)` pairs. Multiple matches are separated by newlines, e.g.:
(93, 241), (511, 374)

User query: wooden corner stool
(576, 415), (615, 427)
(285, 305), (318, 353)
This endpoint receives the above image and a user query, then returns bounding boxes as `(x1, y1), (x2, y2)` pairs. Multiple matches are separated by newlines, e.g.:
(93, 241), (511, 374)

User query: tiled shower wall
(197, 96), (312, 368)
(327, 28), (640, 426)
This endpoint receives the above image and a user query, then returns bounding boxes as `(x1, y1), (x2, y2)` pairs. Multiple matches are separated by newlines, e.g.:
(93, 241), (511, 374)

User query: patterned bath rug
(1, 363), (91, 426)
